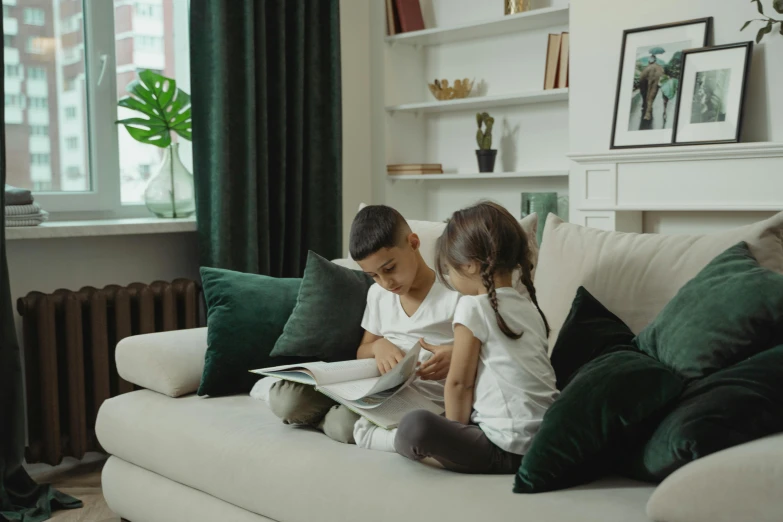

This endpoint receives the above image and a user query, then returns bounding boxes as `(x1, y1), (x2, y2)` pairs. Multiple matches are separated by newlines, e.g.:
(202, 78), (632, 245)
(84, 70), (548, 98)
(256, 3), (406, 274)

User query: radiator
(17, 279), (203, 465)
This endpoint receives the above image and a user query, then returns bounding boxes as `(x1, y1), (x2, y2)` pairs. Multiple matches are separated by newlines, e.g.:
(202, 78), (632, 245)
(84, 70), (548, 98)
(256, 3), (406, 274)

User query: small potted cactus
(475, 112), (497, 173)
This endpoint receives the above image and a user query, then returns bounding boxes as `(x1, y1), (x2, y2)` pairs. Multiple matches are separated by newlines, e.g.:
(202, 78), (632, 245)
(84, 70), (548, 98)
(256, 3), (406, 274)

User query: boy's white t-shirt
(453, 287), (559, 455)
(360, 278), (459, 406)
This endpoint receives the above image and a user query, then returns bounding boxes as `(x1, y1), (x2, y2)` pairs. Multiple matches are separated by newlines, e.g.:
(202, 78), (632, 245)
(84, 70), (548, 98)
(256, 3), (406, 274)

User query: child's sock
(354, 417), (398, 452)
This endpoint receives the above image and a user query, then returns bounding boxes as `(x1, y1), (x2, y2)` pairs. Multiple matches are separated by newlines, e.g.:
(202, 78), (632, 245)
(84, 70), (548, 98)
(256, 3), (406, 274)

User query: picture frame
(671, 42), (754, 146)
(610, 18), (713, 149)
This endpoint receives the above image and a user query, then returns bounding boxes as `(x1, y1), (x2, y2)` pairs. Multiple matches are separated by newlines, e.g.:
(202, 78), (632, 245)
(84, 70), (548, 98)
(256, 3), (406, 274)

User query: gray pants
(268, 380), (360, 444)
(394, 410), (522, 474)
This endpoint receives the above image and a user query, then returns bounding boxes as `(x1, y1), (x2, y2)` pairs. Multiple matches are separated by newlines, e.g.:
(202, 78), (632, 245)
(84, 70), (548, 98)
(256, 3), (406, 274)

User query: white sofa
(96, 213), (783, 522)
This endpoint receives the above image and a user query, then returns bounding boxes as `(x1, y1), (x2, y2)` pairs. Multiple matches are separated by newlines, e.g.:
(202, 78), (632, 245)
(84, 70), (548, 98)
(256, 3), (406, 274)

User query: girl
(394, 201), (559, 474)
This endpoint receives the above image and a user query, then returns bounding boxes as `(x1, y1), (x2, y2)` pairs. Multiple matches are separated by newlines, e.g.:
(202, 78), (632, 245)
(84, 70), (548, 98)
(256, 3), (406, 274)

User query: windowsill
(5, 216), (197, 241)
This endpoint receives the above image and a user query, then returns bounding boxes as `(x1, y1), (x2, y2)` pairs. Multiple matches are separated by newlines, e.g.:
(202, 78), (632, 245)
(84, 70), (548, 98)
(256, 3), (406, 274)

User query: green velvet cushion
(514, 351), (684, 493)
(198, 267), (306, 397)
(623, 345), (783, 482)
(270, 251), (374, 361)
(634, 242), (783, 379)
(550, 286), (635, 390)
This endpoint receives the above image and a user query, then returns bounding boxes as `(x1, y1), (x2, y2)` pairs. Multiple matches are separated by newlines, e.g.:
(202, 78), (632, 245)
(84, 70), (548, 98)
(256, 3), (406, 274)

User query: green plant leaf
(741, 20), (753, 31)
(756, 21), (773, 42)
(753, 0), (765, 15)
(774, 0), (783, 13)
(780, 21), (783, 34)
(117, 69), (192, 148)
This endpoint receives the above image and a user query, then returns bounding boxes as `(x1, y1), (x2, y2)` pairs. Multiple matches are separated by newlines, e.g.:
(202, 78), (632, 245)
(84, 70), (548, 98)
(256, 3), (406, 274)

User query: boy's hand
(372, 338), (405, 374)
(417, 339), (453, 381)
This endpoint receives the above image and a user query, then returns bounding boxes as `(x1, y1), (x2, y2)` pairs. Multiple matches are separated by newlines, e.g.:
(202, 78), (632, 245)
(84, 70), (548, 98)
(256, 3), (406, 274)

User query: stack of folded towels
(4, 185), (49, 227)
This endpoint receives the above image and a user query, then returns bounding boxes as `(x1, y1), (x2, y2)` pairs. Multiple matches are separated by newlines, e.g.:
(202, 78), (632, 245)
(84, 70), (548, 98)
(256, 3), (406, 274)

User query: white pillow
(646, 433), (783, 522)
(534, 212), (783, 348)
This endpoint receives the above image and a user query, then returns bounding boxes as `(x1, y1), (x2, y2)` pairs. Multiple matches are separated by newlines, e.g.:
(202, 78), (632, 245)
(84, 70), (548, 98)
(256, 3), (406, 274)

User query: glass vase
(144, 143), (195, 219)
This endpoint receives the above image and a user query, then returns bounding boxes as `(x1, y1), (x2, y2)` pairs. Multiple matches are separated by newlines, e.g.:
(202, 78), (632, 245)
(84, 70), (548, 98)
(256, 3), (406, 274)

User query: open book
(251, 343), (443, 429)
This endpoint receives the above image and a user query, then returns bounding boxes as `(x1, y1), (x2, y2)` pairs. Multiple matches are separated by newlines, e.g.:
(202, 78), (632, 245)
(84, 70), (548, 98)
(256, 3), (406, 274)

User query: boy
(266, 205), (459, 451)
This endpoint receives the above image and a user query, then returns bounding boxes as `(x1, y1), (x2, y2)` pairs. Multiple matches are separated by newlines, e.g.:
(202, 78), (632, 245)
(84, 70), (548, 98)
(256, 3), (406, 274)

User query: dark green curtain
(191, 0), (343, 276)
(0, 26), (81, 522)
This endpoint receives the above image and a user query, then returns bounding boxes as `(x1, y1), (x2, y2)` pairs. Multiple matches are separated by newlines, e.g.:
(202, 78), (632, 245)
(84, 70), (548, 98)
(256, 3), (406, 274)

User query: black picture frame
(609, 17), (713, 150)
(671, 42), (754, 146)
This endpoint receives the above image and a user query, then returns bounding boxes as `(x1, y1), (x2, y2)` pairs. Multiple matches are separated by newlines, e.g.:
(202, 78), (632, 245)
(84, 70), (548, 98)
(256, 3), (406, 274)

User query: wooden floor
(27, 457), (120, 522)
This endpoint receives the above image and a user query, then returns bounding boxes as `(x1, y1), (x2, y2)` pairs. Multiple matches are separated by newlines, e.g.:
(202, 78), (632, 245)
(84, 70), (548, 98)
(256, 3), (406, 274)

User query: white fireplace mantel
(567, 142), (783, 232)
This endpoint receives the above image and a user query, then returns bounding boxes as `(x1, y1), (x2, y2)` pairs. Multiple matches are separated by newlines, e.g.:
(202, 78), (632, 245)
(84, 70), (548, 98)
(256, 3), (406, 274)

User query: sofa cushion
(646, 433), (783, 522)
(534, 212), (783, 348)
(549, 286), (635, 390)
(515, 351), (684, 493)
(96, 391), (655, 522)
(198, 267), (306, 397)
(624, 345), (783, 482)
(116, 327), (208, 398)
(271, 251), (374, 361)
(634, 242), (783, 379)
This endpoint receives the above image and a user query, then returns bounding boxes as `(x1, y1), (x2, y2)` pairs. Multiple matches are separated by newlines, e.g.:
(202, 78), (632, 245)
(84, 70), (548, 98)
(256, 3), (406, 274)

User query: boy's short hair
(349, 205), (411, 261)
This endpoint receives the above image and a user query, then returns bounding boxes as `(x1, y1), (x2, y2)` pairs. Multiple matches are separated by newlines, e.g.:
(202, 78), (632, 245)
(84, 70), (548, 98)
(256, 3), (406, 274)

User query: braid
(519, 260), (550, 337)
(481, 251), (522, 340)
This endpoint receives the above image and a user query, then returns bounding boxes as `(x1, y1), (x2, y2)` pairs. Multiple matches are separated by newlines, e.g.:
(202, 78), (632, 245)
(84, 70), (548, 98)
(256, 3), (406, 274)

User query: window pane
(3, 0), (90, 193)
(115, 0), (192, 204)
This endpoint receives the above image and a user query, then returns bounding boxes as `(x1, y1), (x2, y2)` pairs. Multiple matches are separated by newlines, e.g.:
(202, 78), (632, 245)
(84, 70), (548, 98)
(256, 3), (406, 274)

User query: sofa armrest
(116, 327), (207, 397)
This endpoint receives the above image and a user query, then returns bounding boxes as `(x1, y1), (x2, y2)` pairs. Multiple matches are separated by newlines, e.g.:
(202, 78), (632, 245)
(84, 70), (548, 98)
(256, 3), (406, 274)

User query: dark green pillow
(514, 351), (684, 493)
(634, 242), (783, 380)
(623, 344), (783, 482)
(198, 267), (306, 397)
(270, 251), (374, 361)
(550, 286), (635, 390)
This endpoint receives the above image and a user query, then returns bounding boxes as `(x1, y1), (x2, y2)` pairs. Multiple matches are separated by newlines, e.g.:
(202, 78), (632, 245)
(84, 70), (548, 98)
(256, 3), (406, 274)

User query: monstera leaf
(117, 70), (192, 148)
(775, 0), (783, 13)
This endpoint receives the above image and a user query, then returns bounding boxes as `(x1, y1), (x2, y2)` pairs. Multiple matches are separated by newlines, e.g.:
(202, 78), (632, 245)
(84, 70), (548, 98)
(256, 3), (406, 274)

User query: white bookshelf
(387, 170), (568, 181)
(386, 89), (568, 114)
(375, 1), (571, 222)
(385, 6), (569, 47)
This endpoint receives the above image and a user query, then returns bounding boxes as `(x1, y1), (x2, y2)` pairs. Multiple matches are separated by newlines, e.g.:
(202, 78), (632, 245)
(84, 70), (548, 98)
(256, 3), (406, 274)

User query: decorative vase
(505, 0), (531, 15)
(476, 149), (497, 173)
(521, 192), (558, 245)
(144, 143), (195, 219)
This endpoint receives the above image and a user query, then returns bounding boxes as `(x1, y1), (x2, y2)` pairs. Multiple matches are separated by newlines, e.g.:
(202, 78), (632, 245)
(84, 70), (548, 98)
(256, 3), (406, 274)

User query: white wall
(570, 0), (783, 233)
(340, 0), (374, 255)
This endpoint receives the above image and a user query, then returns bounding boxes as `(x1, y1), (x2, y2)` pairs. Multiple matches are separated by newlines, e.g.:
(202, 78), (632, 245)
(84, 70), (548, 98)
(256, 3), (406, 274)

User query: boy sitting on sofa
(262, 204), (459, 451)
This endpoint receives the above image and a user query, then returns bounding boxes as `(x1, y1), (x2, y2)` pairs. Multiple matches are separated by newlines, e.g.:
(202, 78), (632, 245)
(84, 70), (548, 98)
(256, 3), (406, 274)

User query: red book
(394, 0), (425, 33)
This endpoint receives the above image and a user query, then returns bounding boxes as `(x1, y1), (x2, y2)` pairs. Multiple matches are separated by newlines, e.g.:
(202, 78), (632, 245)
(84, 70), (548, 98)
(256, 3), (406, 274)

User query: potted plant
(476, 112), (496, 173)
(741, 0), (783, 42)
(117, 70), (194, 218)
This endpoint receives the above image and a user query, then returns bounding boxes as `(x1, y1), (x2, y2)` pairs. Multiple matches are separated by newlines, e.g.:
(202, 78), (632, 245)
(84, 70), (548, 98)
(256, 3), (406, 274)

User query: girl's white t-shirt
(453, 287), (559, 455)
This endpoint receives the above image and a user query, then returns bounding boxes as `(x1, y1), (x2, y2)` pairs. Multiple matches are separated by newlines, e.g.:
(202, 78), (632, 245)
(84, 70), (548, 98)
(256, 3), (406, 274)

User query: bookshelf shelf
(386, 170), (569, 181)
(385, 6), (569, 47)
(386, 89), (568, 114)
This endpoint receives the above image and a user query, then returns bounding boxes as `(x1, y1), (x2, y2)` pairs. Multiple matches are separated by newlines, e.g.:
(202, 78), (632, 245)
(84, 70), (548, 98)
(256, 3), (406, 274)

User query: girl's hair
(435, 201), (549, 340)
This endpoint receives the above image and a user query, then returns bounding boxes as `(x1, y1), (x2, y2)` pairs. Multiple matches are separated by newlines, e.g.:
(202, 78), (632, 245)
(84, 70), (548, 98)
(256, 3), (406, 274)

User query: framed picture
(610, 18), (712, 149)
(672, 42), (753, 146)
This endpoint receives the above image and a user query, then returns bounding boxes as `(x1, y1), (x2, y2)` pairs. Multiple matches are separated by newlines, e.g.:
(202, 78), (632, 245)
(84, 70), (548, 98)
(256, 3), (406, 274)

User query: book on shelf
(388, 163), (443, 172)
(252, 343), (443, 429)
(385, 0), (401, 36)
(543, 33), (562, 90)
(557, 32), (570, 89)
(393, 0), (425, 33)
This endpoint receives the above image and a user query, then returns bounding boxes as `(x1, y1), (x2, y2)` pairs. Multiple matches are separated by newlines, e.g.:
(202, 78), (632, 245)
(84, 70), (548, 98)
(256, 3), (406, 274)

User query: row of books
(544, 32), (570, 90)
(387, 163), (444, 176)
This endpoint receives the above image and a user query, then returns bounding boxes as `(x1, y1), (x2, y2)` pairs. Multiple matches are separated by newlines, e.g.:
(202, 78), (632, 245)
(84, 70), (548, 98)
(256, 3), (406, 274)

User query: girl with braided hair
(394, 201), (559, 474)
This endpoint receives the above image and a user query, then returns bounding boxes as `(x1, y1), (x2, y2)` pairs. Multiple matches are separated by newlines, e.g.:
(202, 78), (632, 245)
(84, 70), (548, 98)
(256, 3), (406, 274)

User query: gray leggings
(394, 410), (522, 474)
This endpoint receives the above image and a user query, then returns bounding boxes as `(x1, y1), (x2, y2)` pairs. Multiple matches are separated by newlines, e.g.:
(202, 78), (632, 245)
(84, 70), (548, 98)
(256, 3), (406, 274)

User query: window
(3, 6), (9, 17)
(28, 97), (48, 109)
(31, 153), (50, 165)
(28, 67), (46, 80)
(23, 7), (45, 26)
(3, 0), (191, 211)
(26, 37), (45, 54)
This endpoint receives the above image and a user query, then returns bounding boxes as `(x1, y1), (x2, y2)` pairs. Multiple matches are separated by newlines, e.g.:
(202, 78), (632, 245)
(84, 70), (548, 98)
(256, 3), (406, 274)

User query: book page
(319, 376), (380, 402)
(252, 358), (378, 386)
(359, 387), (444, 429)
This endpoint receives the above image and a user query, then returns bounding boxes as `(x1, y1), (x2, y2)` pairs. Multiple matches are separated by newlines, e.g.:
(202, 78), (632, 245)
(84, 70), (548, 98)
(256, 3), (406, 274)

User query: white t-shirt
(360, 278), (460, 406)
(453, 287), (559, 455)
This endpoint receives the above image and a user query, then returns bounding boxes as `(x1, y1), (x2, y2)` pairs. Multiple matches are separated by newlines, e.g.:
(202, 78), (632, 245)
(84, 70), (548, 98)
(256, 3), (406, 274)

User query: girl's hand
(372, 338), (405, 374)
(417, 339), (453, 381)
